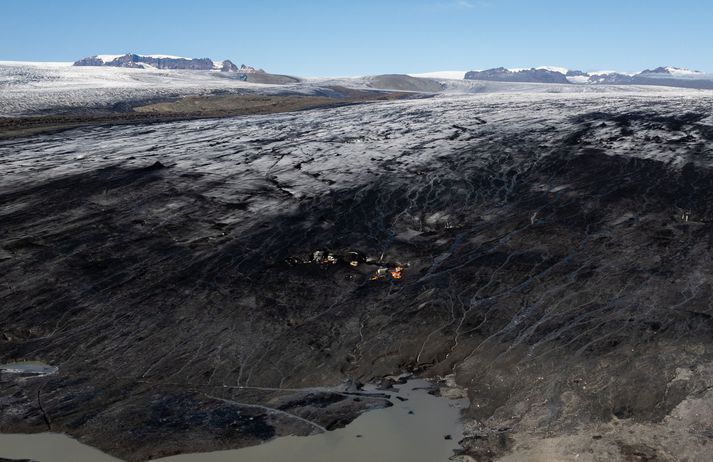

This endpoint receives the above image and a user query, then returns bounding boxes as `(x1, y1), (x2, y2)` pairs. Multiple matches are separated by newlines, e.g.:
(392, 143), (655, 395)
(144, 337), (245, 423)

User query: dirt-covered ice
(2, 91), (713, 461)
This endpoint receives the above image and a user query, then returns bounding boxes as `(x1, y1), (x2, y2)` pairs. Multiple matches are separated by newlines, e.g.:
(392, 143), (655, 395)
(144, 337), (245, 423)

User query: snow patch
(589, 70), (636, 76)
(566, 75), (590, 84)
(536, 66), (570, 74)
(0, 61), (73, 68)
(96, 54), (124, 63)
(408, 71), (467, 80)
(503, 67), (569, 74)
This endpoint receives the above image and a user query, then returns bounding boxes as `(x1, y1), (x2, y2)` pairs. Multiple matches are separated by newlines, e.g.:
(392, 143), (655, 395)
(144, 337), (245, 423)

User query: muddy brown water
(0, 380), (467, 462)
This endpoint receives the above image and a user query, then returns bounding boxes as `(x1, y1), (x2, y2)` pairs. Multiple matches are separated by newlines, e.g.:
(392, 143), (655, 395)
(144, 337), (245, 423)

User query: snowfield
(0, 62), (310, 116)
(2, 62), (710, 117)
(407, 70), (468, 80)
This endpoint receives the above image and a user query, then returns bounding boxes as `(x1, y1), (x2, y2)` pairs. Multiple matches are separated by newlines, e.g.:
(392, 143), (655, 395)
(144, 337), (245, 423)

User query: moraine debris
(286, 249), (407, 280)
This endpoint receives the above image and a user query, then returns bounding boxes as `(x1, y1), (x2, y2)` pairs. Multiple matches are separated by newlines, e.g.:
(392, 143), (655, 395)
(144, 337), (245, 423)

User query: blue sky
(1, 0), (711, 75)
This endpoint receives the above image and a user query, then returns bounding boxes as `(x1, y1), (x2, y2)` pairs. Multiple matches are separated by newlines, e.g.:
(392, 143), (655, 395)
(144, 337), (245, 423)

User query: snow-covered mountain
(640, 66), (703, 77)
(462, 66), (713, 89)
(73, 53), (264, 73)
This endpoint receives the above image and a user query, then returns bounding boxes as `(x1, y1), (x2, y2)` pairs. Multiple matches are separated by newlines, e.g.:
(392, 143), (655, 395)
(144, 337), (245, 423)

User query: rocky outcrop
(465, 67), (570, 84)
(639, 66), (702, 76)
(220, 60), (239, 72)
(106, 54), (214, 70)
(73, 56), (104, 67)
(630, 67), (713, 89)
(566, 70), (589, 77)
(238, 64), (265, 74)
(584, 69), (713, 88)
(639, 66), (675, 75)
(587, 72), (635, 84)
(463, 65), (713, 89)
(72, 54), (253, 72)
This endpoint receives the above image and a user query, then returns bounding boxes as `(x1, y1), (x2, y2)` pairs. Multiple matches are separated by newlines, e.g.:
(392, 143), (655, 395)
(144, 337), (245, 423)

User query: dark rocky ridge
(464, 67), (570, 84)
(565, 69), (589, 77)
(72, 56), (104, 66)
(465, 66), (713, 89)
(639, 66), (700, 75)
(587, 72), (636, 85)
(73, 54), (251, 72)
(589, 71), (713, 89)
(220, 60), (239, 72)
(1, 94), (713, 461)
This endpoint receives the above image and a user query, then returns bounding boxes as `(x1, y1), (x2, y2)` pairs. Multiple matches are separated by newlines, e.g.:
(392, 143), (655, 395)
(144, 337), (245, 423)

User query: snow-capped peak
(664, 66), (702, 76)
(535, 66), (569, 74)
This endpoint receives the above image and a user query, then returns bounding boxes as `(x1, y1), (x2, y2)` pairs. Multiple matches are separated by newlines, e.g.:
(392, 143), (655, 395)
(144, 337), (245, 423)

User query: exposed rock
(465, 67), (570, 84)
(462, 66), (713, 89)
(587, 72), (635, 85)
(107, 54), (214, 70)
(239, 64), (265, 74)
(639, 66), (677, 75)
(72, 56), (104, 67)
(566, 70), (590, 77)
(639, 66), (702, 76)
(72, 54), (257, 73)
(220, 60), (239, 72)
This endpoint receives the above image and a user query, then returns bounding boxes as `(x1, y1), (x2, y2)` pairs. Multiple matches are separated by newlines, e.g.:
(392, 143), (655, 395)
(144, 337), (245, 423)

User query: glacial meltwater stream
(0, 380), (467, 462)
